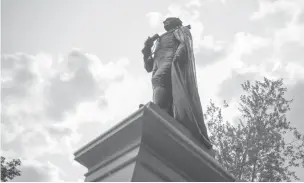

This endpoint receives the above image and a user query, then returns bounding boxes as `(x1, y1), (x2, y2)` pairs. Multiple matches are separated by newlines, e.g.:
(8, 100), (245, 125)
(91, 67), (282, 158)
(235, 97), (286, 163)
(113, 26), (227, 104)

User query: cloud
(1, 50), (143, 181)
(217, 70), (259, 103)
(274, 21), (304, 47)
(146, 12), (164, 28)
(45, 49), (118, 121)
(250, 0), (296, 21)
(216, 47), (304, 106)
(251, 0), (304, 47)
(11, 160), (63, 182)
(196, 59), (236, 106)
(195, 45), (226, 67)
(194, 35), (228, 67)
(1, 54), (36, 99)
(233, 32), (271, 56)
(1, 49), (129, 125)
(185, 0), (202, 8)
(279, 41), (304, 65)
(46, 124), (73, 141)
(196, 32), (270, 95)
(199, 1), (304, 129)
(298, 10), (304, 24)
(75, 121), (105, 149)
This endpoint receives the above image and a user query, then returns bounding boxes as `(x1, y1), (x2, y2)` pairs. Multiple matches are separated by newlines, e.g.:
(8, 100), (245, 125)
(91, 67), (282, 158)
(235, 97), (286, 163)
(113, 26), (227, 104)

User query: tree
(1, 156), (22, 182)
(205, 77), (304, 181)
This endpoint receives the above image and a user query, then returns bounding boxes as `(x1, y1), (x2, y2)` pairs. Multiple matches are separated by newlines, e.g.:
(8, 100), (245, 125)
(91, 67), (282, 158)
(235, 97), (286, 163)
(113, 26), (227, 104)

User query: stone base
(74, 102), (235, 182)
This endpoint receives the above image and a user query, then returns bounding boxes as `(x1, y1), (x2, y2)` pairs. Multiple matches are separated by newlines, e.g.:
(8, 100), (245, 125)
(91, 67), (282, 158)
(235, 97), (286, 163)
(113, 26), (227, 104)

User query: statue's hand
(144, 37), (154, 48)
(142, 37), (153, 57)
(144, 34), (159, 48)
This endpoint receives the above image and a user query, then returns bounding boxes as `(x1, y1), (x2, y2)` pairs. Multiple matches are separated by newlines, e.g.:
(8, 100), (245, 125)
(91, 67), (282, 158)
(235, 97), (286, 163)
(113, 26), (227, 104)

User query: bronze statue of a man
(142, 17), (212, 149)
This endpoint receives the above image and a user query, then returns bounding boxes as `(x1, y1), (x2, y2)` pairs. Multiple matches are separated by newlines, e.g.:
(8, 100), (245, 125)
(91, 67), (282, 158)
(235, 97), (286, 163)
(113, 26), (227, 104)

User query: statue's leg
(153, 86), (173, 114)
(152, 64), (173, 115)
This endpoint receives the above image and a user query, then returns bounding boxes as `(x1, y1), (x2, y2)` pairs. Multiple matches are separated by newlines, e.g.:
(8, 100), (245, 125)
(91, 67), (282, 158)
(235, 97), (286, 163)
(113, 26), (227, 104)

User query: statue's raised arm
(142, 34), (159, 72)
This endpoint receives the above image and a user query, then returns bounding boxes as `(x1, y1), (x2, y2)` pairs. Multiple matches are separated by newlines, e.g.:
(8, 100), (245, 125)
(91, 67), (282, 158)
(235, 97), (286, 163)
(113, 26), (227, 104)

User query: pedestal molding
(138, 143), (192, 181)
(91, 157), (137, 182)
(74, 108), (145, 160)
(85, 140), (141, 177)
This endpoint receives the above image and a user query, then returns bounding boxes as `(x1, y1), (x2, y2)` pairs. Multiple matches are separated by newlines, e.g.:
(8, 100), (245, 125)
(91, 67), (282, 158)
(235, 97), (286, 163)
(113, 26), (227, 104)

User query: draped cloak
(145, 26), (212, 149)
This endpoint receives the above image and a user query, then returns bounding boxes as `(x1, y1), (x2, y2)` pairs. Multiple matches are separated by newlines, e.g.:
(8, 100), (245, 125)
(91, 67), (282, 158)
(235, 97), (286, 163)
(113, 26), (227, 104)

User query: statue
(142, 17), (212, 149)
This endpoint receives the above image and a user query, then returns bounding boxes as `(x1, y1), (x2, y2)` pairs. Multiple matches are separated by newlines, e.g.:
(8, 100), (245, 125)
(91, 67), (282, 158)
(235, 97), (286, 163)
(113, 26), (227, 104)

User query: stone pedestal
(74, 102), (235, 182)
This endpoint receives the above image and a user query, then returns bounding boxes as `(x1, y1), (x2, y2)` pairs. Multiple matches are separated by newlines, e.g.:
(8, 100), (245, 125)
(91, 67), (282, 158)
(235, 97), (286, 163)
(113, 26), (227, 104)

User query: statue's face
(163, 20), (176, 31)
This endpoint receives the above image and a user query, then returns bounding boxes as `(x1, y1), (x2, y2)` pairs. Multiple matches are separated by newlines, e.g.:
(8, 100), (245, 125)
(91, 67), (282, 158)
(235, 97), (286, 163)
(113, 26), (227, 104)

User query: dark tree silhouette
(1, 156), (22, 182)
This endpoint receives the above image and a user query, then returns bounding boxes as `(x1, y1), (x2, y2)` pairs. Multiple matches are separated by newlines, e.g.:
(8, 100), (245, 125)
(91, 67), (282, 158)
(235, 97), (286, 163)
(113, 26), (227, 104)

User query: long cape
(172, 26), (212, 148)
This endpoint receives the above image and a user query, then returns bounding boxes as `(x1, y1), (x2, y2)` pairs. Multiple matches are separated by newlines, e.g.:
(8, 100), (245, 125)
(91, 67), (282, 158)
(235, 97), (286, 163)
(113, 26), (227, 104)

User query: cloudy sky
(1, 0), (304, 181)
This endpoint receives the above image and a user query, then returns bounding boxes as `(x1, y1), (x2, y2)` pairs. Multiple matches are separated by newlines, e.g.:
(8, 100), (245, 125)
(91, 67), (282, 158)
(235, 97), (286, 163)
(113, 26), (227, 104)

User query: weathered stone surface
(74, 102), (236, 182)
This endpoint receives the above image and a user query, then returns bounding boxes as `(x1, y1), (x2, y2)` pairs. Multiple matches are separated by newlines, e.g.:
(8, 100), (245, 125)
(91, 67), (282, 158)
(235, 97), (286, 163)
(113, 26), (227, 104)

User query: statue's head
(163, 17), (183, 31)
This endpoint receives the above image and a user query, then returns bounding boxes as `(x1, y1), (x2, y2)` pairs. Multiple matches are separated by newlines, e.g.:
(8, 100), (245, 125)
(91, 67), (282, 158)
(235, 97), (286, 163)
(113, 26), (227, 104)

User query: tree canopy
(205, 77), (304, 181)
(1, 156), (22, 182)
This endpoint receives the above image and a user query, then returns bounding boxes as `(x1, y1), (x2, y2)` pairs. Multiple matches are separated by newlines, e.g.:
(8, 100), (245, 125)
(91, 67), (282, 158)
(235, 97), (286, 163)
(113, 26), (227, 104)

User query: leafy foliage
(1, 156), (22, 182)
(205, 78), (304, 181)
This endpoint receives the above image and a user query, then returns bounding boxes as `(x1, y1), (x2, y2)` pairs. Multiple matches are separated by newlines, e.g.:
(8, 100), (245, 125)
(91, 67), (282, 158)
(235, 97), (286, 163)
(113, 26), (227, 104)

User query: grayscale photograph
(1, 0), (304, 182)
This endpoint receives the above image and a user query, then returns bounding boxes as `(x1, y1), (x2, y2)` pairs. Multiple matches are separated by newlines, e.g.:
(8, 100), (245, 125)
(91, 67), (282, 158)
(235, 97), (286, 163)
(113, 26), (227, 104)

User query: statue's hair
(163, 17), (183, 26)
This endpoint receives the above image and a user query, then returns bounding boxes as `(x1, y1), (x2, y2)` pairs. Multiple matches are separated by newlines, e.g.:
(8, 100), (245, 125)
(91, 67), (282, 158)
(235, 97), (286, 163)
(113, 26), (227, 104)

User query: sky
(1, 0), (304, 181)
